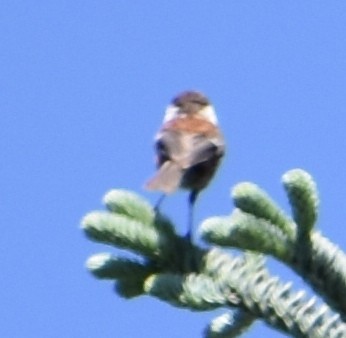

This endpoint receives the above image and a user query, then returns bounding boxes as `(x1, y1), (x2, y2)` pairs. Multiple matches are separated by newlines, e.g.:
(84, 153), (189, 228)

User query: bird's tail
(145, 161), (183, 194)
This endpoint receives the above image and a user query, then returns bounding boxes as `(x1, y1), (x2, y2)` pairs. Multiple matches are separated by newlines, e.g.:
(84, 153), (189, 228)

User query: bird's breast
(162, 116), (220, 137)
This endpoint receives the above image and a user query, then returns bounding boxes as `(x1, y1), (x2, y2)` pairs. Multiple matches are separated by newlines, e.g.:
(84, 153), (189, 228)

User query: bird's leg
(154, 194), (166, 212)
(185, 190), (199, 242)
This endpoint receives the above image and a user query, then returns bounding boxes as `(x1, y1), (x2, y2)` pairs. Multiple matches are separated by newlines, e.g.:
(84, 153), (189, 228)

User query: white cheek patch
(163, 105), (180, 123)
(199, 105), (218, 125)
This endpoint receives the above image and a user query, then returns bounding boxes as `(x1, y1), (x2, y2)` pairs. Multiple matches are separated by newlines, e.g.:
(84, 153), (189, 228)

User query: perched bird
(145, 91), (225, 240)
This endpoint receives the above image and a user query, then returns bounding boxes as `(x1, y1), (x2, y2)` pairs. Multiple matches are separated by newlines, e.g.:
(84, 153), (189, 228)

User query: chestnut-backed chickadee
(145, 91), (225, 240)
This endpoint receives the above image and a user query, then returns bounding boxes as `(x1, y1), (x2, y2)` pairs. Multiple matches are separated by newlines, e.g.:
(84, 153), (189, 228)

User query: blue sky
(2, 1), (346, 337)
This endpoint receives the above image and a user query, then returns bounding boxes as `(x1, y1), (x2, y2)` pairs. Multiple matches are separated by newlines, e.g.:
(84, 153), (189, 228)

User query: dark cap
(172, 91), (210, 108)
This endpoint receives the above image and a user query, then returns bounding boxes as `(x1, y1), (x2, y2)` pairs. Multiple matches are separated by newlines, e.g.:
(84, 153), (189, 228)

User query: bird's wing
(155, 130), (225, 169)
(182, 133), (225, 168)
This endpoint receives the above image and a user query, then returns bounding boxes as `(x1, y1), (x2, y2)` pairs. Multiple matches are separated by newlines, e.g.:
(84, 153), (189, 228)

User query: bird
(145, 90), (225, 240)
